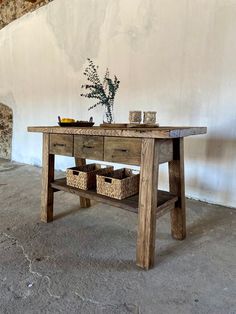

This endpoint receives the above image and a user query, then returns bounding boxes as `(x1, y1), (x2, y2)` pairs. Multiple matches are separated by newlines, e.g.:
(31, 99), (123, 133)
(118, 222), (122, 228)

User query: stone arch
(0, 103), (13, 159)
(0, 0), (54, 30)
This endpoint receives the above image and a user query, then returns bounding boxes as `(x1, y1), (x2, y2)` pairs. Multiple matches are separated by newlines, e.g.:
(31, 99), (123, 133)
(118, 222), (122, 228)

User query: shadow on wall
(186, 136), (236, 161)
(0, 103), (13, 160)
(185, 136), (236, 206)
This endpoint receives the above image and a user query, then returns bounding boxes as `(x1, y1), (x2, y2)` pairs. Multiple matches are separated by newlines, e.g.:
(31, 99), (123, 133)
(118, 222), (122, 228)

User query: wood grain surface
(28, 126), (207, 139)
(136, 138), (160, 269)
(41, 133), (54, 223)
(51, 178), (177, 215)
(74, 135), (104, 160)
(169, 138), (186, 240)
(75, 157), (91, 208)
(104, 137), (142, 165)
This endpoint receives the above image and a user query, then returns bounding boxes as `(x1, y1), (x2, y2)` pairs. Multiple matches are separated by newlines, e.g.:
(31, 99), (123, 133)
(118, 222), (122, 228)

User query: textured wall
(0, 104), (13, 159)
(0, 0), (53, 29)
(0, 0), (236, 207)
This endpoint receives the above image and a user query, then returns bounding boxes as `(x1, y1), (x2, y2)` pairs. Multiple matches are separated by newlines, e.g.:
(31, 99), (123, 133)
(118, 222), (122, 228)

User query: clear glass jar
(129, 111), (142, 124)
(143, 111), (157, 124)
(103, 103), (114, 124)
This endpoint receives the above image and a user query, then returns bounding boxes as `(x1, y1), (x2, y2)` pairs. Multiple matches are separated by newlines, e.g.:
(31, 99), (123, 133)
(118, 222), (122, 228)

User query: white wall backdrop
(0, 0), (235, 207)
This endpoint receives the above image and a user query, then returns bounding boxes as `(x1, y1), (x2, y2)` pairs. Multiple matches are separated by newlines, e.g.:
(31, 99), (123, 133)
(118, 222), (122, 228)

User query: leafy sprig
(81, 59), (120, 122)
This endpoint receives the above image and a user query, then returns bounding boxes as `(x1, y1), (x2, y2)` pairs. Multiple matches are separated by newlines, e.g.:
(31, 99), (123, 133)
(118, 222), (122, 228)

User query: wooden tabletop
(28, 126), (207, 139)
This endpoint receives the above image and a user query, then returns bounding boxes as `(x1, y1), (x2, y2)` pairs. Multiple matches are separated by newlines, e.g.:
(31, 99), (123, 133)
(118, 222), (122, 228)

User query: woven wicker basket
(96, 168), (140, 200)
(67, 164), (113, 190)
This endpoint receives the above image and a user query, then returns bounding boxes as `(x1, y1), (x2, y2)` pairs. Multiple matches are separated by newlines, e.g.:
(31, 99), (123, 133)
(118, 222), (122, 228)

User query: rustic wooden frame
(136, 138), (160, 269)
(29, 126), (207, 269)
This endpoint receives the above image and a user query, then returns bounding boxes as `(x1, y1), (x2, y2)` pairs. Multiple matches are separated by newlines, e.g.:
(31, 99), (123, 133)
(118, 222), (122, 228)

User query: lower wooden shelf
(51, 178), (178, 218)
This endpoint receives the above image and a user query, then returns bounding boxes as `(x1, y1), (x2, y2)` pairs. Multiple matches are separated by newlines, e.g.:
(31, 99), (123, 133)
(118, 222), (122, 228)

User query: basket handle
(72, 170), (79, 176)
(105, 178), (112, 183)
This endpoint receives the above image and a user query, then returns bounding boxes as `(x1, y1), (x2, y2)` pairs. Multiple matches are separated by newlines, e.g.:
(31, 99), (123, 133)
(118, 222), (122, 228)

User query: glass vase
(103, 103), (115, 124)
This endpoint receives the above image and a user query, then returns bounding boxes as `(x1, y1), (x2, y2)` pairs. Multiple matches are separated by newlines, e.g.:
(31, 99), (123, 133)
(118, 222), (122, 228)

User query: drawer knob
(115, 148), (128, 153)
(83, 145), (94, 149)
(53, 143), (66, 147)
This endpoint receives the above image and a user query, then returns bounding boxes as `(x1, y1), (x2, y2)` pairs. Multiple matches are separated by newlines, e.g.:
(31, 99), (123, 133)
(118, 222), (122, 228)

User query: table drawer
(104, 137), (142, 165)
(49, 134), (73, 156)
(74, 135), (104, 160)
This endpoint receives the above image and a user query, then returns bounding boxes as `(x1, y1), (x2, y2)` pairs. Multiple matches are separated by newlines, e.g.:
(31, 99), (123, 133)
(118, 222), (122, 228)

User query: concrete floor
(0, 158), (235, 314)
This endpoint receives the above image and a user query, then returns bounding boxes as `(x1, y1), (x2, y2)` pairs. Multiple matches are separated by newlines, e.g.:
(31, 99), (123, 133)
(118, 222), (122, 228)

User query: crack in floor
(75, 292), (140, 313)
(1, 232), (60, 299)
(75, 292), (101, 305)
(1, 233), (140, 311)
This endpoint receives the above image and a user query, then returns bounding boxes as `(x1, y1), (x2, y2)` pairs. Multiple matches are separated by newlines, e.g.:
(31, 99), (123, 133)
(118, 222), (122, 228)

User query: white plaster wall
(0, 0), (236, 207)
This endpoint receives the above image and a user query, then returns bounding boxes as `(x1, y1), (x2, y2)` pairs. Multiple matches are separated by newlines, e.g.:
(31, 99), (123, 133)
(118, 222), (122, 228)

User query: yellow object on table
(61, 118), (75, 123)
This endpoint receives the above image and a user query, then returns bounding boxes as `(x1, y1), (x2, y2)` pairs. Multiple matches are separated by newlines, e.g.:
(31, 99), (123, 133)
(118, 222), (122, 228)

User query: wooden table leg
(41, 133), (54, 223)
(136, 139), (160, 270)
(169, 138), (186, 240)
(75, 157), (91, 208)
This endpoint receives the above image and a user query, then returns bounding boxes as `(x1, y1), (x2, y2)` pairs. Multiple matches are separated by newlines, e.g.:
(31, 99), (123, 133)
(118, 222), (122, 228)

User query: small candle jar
(129, 111), (142, 124)
(143, 111), (157, 124)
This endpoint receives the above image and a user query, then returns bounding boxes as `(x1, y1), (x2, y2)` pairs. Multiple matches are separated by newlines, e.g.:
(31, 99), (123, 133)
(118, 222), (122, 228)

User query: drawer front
(74, 135), (104, 160)
(104, 137), (142, 165)
(49, 134), (73, 156)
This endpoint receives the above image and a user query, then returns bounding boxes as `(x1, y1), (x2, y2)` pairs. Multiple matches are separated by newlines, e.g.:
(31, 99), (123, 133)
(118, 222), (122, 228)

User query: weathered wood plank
(74, 135), (104, 160)
(28, 126), (207, 139)
(41, 133), (55, 223)
(104, 137), (142, 165)
(49, 134), (73, 156)
(75, 158), (91, 208)
(136, 139), (160, 269)
(169, 138), (186, 240)
(51, 178), (177, 216)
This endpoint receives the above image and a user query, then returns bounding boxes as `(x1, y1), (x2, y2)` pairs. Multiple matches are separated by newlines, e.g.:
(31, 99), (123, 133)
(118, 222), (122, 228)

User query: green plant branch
(81, 59), (120, 123)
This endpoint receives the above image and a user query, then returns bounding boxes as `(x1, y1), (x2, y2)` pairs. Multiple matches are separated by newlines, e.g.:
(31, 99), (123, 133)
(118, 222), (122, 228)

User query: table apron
(48, 134), (174, 165)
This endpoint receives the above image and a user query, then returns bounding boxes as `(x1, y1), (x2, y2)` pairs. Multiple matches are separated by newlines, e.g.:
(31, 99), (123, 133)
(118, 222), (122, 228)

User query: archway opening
(0, 103), (13, 160)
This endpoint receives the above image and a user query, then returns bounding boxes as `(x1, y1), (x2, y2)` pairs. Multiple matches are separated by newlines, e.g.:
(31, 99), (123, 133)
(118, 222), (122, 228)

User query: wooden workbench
(28, 125), (207, 269)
